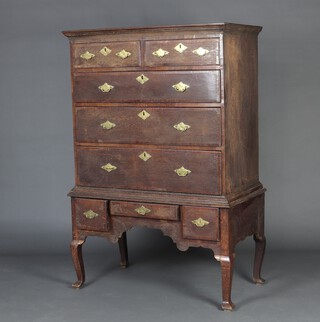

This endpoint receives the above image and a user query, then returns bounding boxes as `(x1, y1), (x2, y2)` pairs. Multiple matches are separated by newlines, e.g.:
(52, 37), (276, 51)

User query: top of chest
(63, 23), (261, 70)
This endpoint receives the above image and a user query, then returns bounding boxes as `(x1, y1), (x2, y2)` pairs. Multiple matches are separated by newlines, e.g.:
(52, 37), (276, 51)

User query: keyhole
(143, 111), (145, 116)
(179, 44), (182, 49)
(143, 152), (146, 157)
(141, 75), (144, 80)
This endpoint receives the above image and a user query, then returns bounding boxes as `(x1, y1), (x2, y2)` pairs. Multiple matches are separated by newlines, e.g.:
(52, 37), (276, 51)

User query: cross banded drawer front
(73, 41), (141, 68)
(73, 198), (108, 231)
(73, 70), (221, 103)
(110, 201), (179, 220)
(145, 38), (220, 66)
(181, 206), (220, 241)
(75, 107), (221, 147)
(76, 147), (221, 195)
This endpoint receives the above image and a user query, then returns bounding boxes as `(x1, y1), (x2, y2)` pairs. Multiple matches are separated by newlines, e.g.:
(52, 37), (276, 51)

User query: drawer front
(73, 71), (221, 103)
(181, 206), (219, 241)
(145, 38), (220, 66)
(73, 198), (108, 231)
(73, 41), (141, 68)
(110, 201), (179, 220)
(76, 147), (221, 195)
(75, 107), (221, 147)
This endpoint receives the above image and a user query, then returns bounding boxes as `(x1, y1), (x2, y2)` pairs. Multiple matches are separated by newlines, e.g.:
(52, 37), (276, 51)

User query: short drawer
(145, 38), (220, 66)
(73, 198), (108, 231)
(75, 107), (221, 147)
(73, 71), (221, 103)
(110, 201), (179, 220)
(181, 206), (220, 241)
(76, 147), (221, 195)
(72, 41), (141, 68)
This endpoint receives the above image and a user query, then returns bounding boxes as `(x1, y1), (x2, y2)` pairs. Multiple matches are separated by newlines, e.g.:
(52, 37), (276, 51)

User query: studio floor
(1, 234), (319, 322)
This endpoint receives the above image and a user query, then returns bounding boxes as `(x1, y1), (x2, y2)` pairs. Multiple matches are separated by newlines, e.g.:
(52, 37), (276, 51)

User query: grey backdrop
(0, 0), (319, 255)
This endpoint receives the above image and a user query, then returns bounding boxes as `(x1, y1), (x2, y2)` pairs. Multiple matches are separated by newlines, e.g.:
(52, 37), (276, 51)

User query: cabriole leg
(118, 232), (129, 268)
(70, 239), (86, 288)
(215, 253), (235, 311)
(253, 234), (266, 284)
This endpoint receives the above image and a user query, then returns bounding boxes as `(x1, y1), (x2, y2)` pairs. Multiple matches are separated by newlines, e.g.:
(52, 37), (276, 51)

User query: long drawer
(73, 71), (221, 103)
(76, 147), (221, 195)
(75, 107), (221, 147)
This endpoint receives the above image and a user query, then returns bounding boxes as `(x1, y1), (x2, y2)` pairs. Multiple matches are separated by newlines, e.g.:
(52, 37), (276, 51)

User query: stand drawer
(73, 198), (108, 231)
(181, 206), (220, 241)
(110, 201), (179, 220)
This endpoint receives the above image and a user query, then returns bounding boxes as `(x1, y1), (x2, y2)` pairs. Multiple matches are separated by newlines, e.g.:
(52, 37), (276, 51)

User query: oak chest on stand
(63, 23), (266, 311)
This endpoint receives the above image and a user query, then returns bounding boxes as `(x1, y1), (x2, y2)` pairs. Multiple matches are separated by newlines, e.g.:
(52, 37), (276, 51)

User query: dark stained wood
(65, 23), (265, 311)
(73, 70), (221, 103)
(75, 107), (221, 147)
(223, 31), (260, 194)
(110, 201), (179, 220)
(181, 206), (220, 241)
(74, 198), (108, 231)
(144, 38), (220, 66)
(76, 147), (221, 195)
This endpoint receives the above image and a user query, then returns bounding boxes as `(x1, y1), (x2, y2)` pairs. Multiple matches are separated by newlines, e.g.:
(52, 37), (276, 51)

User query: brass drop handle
(100, 120), (116, 130)
(152, 48), (169, 58)
(98, 83), (114, 93)
(83, 210), (99, 219)
(135, 205), (151, 216)
(192, 47), (209, 57)
(173, 122), (191, 132)
(174, 166), (191, 177)
(192, 217), (209, 227)
(172, 82), (190, 92)
(116, 49), (131, 59)
(80, 51), (95, 60)
(101, 163), (117, 172)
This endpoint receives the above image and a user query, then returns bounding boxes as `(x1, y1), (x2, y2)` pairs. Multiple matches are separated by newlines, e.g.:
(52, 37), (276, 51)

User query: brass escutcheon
(136, 74), (149, 84)
(139, 151), (152, 161)
(174, 43), (188, 53)
(138, 110), (150, 120)
(100, 46), (112, 56)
